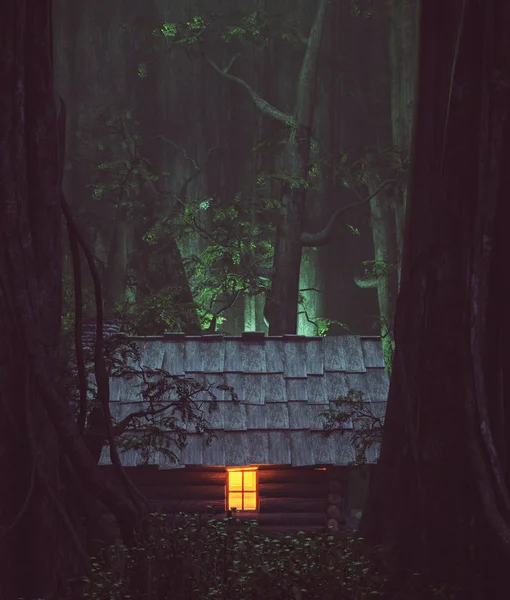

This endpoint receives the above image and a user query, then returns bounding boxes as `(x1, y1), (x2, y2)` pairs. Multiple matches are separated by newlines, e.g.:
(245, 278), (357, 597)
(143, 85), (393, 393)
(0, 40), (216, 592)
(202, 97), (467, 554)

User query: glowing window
(227, 468), (258, 511)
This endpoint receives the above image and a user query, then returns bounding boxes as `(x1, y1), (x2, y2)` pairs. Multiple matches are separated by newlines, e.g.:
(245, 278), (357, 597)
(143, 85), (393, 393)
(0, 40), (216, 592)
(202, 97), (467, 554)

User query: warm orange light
(227, 468), (258, 511)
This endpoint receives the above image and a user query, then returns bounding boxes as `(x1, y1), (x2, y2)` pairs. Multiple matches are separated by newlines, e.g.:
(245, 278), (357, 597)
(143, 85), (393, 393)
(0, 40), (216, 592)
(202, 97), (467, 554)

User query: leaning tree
(360, 0), (510, 595)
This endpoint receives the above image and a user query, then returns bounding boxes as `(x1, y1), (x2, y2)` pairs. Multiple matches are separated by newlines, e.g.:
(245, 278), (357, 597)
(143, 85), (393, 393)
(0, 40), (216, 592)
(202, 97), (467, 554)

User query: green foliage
(361, 259), (395, 279)
(121, 286), (199, 335)
(81, 515), (389, 600)
(79, 514), (466, 599)
(153, 16), (209, 45)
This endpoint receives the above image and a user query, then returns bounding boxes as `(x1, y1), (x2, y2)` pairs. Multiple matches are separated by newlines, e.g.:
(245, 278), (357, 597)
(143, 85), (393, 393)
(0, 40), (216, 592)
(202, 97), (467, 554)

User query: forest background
(53, 0), (416, 370)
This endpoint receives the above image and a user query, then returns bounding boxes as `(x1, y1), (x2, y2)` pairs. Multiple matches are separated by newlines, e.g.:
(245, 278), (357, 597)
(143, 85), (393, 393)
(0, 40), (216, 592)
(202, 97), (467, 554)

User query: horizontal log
(259, 483), (327, 498)
(260, 498), (326, 513)
(120, 467), (227, 486)
(327, 492), (344, 505)
(328, 480), (342, 492)
(148, 499), (226, 513)
(139, 484), (225, 500)
(258, 468), (329, 485)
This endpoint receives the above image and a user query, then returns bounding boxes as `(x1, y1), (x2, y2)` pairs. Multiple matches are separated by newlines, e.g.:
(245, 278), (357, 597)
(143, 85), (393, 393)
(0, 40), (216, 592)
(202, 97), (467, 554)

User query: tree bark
(0, 3), (141, 596)
(360, 0), (510, 593)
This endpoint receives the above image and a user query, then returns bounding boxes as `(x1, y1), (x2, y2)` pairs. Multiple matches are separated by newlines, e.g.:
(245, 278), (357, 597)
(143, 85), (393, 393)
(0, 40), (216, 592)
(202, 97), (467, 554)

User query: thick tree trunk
(0, 3), (141, 596)
(360, 0), (510, 593)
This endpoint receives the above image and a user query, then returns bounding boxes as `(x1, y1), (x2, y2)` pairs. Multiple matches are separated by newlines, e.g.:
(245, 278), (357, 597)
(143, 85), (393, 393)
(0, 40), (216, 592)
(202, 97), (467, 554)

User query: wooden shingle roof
(100, 334), (388, 469)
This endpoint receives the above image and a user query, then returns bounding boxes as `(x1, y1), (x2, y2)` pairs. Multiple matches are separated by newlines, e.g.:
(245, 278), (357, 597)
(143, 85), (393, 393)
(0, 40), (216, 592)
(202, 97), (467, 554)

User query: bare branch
(301, 178), (398, 247)
(206, 56), (295, 125)
(112, 404), (170, 437)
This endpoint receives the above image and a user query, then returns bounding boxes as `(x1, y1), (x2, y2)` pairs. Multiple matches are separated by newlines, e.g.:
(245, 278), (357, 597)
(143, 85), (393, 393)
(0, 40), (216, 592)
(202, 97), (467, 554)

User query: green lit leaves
(137, 62), (148, 78)
(222, 11), (268, 44)
(154, 16), (209, 45)
(160, 22), (177, 38)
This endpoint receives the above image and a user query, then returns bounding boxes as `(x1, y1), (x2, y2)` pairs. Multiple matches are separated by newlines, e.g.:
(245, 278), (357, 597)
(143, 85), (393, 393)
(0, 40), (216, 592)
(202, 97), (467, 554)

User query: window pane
(243, 471), (256, 491)
(228, 471), (243, 491)
(228, 492), (243, 510)
(243, 492), (257, 511)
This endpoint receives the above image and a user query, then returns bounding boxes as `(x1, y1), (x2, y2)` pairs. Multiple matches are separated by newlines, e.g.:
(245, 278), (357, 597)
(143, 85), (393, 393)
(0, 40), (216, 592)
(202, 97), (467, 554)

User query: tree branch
(301, 178), (398, 247)
(206, 56), (295, 125)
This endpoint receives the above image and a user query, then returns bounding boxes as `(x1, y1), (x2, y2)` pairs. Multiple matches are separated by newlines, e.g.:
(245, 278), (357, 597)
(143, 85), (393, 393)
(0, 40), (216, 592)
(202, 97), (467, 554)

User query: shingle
(224, 432), (249, 465)
(328, 431), (357, 465)
(267, 431), (292, 464)
(264, 374), (286, 402)
(309, 405), (332, 430)
(184, 340), (203, 372)
(142, 341), (168, 371)
(241, 340), (266, 372)
(290, 431), (314, 466)
(364, 368), (390, 400)
(184, 372), (210, 401)
(203, 375), (226, 401)
(361, 337), (385, 368)
(285, 378), (307, 401)
(368, 401), (387, 419)
(179, 434), (203, 464)
(204, 402), (225, 429)
(283, 338), (307, 378)
(324, 371), (349, 401)
(306, 338), (324, 375)
(110, 377), (135, 402)
(265, 404), (289, 429)
(224, 372), (244, 402)
(245, 404), (267, 429)
(288, 402), (312, 429)
(307, 375), (327, 404)
(224, 339), (243, 371)
(202, 339), (225, 372)
(265, 339), (284, 372)
(324, 336), (365, 372)
(346, 373), (367, 398)
(245, 431), (269, 464)
(310, 432), (334, 464)
(161, 341), (185, 375)
(202, 431), (225, 465)
(244, 373), (265, 404)
(223, 402), (246, 431)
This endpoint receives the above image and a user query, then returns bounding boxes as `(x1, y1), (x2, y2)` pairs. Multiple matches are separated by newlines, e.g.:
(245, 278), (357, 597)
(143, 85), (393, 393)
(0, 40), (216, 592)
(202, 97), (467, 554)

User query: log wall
(98, 465), (349, 533)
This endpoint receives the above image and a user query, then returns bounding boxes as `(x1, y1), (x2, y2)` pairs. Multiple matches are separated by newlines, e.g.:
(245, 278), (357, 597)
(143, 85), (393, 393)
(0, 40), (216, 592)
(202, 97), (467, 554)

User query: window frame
(226, 467), (259, 512)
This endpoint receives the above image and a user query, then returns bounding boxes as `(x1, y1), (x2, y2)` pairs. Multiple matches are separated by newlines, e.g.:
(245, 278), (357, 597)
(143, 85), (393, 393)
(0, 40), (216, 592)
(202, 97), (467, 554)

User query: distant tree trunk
(266, 0), (327, 334)
(360, 0), (510, 594)
(209, 0), (327, 335)
(105, 205), (128, 313)
(0, 3), (140, 597)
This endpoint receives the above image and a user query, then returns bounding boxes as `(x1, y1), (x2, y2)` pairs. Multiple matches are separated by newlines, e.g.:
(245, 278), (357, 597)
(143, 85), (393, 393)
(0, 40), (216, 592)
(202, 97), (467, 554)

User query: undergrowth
(79, 512), (461, 600)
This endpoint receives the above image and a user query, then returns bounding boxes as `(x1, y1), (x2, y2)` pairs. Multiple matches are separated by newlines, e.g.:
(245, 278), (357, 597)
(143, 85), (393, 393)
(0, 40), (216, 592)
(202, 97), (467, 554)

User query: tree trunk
(267, 0), (327, 334)
(105, 205), (128, 313)
(0, 3), (141, 596)
(360, 0), (510, 593)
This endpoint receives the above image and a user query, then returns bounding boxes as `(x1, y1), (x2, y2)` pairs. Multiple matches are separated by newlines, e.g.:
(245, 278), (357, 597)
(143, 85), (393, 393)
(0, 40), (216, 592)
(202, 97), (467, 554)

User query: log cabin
(97, 332), (388, 533)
